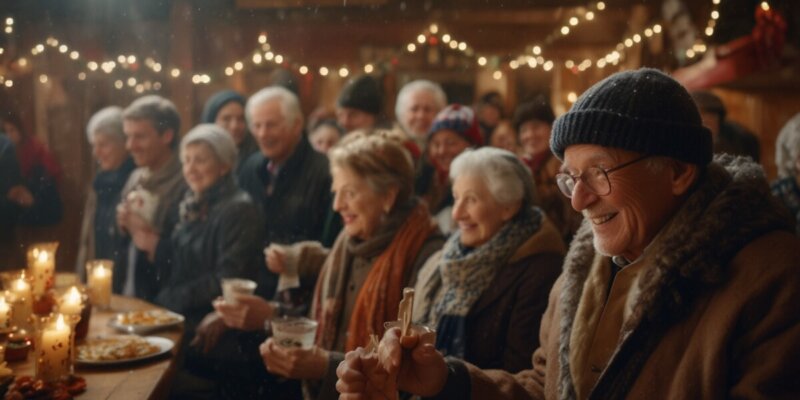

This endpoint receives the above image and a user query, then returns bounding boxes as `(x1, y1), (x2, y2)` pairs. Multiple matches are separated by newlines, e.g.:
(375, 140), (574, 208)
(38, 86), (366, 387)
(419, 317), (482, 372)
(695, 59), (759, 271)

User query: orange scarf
(343, 203), (436, 351)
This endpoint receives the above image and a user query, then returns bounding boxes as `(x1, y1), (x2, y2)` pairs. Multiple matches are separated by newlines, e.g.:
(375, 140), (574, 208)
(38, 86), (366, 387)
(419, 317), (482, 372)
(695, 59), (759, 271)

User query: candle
(9, 276), (33, 330)
(27, 243), (58, 299)
(37, 314), (71, 382)
(87, 260), (113, 309)
(59, 287), (83, 315)
(0, 295), (9, 329)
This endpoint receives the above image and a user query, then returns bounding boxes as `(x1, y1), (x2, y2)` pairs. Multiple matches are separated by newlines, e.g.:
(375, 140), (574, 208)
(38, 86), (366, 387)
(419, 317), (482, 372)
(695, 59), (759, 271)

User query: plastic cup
(269, 317), (318, 349)
(221, 278), (257, 304)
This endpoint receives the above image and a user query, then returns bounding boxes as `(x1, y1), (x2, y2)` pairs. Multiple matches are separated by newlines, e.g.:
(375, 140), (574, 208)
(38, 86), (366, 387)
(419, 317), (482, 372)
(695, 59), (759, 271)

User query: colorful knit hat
(427, 104), (484, 147)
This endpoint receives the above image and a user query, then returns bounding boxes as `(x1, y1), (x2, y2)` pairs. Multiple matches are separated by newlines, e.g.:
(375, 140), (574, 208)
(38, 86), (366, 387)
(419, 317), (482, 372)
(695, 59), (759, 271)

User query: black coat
(153, 176), (265, 330)
(238, 136), (333, 299)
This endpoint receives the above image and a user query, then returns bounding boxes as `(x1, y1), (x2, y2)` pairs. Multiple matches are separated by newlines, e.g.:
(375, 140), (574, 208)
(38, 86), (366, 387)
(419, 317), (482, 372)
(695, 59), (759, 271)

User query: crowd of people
(0, 67), (799, 399)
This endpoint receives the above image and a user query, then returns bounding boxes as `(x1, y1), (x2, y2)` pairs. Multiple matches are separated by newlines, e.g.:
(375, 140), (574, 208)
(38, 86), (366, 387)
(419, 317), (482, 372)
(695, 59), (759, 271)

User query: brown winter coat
(439, 155), (800, 400)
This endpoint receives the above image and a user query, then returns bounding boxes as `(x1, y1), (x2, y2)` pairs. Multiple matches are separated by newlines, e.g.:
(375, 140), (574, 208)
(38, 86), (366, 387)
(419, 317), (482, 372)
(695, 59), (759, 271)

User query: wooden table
(8, 295), (183, 399)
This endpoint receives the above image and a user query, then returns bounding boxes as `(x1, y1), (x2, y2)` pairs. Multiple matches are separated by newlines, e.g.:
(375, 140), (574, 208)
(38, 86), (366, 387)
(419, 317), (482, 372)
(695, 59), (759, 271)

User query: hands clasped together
(336, 327), (446, 400)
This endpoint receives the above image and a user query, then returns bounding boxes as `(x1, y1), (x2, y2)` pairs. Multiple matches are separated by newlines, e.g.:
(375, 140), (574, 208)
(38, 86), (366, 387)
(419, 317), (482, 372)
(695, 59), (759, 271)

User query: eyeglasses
(555, 154), (651, 198)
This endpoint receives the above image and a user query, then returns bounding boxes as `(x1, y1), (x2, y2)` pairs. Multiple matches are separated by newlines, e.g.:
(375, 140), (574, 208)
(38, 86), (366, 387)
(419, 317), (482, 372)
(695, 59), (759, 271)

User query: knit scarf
(178, 174), (236, 225)
(311, 202), (437, 352)
(93, 158), (135, 204)
(426, 206), (543, 358)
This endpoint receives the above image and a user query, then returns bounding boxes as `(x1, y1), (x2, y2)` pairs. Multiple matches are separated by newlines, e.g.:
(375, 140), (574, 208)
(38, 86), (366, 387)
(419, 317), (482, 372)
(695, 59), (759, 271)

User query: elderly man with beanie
(201, 90), (259, 173)
(336, 75), (383, 133)
(513, 98), (582, 243)
(691, 90), (761, 162)
(336, 68), (800, 400)
(416, 104), (483, 234)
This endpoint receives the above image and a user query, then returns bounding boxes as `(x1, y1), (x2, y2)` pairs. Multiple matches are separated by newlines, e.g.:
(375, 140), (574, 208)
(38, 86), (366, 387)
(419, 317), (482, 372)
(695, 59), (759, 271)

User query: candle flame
(95, 265), (108, 278)
(14, 278), (27, 291)
(55, 314), (66, 330)
(67, 287), (81, 303)
(37, 250), (49, 263)
(0, 296), (6, 307)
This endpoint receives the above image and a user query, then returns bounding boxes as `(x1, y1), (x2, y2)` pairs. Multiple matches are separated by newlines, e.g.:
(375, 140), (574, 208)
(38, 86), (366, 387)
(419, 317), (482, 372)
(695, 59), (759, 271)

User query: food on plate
(77, 336), (160, 362)
(4, 375), (86, 400)
(116, 310), (181, 326)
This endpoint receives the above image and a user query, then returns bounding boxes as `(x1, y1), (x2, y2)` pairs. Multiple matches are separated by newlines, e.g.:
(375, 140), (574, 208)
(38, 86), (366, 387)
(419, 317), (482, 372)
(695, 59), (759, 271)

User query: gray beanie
(551, 68), (712, 165)
(180, 123), (238, 168)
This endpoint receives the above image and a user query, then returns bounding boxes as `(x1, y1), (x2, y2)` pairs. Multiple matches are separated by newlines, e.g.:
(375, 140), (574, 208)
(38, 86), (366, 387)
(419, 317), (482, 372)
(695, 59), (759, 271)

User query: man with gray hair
(115, 95), (186, 302)
(394, 79), (447, 142)
(238, 86), (334, 298)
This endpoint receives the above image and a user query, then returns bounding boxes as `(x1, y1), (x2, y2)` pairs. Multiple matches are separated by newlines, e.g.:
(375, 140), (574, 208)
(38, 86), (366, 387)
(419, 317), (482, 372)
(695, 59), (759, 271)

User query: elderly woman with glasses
(413, 147), (566, 373)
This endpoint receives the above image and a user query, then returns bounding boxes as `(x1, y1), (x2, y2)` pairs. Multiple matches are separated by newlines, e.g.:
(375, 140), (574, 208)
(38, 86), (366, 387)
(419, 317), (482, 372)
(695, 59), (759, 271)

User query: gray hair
(449, 147), (537, 208)
(775, 113), (800, 178)
(123, 95), (181, 148)
(86, 106), (125, 143)
(246, 86), (303, 128)
(180, 123), (238, 168)
(394, 80), (447, 121)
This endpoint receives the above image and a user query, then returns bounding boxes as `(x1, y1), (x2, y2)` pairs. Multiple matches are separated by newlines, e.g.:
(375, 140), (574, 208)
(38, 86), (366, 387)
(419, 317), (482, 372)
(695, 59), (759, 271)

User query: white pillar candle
(88, 261), (112, 309)
(38, 314), (71, 382)
(9, 276), (32, 329)
(0, 295), (10, 329)
(59, 287), (82, 315)
(28, 244), (57, 298)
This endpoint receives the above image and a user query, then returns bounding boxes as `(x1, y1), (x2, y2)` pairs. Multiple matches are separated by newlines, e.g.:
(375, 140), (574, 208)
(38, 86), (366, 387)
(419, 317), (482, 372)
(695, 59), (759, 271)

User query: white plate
(108, 310), (184, 334)
(76, 336), (174, 366)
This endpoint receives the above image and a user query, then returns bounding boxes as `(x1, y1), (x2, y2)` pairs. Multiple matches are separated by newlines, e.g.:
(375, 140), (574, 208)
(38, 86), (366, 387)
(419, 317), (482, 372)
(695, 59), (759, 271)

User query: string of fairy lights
(0, 0), (743, 93)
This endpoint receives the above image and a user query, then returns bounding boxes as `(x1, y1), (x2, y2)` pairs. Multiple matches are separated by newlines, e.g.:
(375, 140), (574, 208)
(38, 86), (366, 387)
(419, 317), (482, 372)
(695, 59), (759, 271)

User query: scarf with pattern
(425, 206), (543, 358)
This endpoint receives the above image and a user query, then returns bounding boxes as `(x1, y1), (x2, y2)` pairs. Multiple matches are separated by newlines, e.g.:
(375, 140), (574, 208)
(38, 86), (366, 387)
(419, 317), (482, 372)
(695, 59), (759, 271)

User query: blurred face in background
(249, 99), (302, 164)
(489, 122), (519, 154)
(182, 142), (230, 194)
(215, 102), (247, 146)
(400, 90), (440, 138)
(309, 124), (341, 154)
(91, 133), (128, 171)
(518, 119), (552, 158)
(428, 129), (470, 172)
(124, 118), (174, 169)
(336, 107), (376, 133)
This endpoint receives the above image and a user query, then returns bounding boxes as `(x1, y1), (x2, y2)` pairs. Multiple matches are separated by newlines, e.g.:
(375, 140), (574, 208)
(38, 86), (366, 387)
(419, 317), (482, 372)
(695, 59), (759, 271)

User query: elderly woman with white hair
(153, 124), (264, 336)
(771, 112), (800, 235)
(413, 147), (565, 373)
(77, 106), (135, 273)
(395, 79), (447, 141)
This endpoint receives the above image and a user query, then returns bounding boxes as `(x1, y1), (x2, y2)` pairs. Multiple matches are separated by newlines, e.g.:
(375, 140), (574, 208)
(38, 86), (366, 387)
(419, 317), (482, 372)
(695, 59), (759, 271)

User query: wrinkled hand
(190, 312), (228, 354)
(259, 338), (329, 379)
(213, 295), (276, 331)
(264, 246), (286, 274)
(128, 216), (159, 261)
(7, 185), (33, 207)
(336, 347), (398, 400)
(336, 327), (447, 399)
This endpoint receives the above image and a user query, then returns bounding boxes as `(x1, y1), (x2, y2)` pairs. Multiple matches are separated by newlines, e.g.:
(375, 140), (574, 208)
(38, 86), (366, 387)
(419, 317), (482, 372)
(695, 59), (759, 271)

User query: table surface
(7, 295), (183, 400)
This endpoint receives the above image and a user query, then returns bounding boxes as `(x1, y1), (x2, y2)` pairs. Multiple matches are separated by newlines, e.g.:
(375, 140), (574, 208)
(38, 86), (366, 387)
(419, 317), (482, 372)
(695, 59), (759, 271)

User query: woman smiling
(414, 147), (566, 373)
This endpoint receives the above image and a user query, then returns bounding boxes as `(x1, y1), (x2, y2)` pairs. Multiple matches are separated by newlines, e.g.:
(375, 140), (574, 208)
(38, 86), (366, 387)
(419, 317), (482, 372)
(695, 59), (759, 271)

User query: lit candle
(9, 276), (33, 329)
(28, 245), (57, 298)
(0, 295), (10, 329)
(88, 261), (112, 309)
(38, 314), (71, 382)
(59, 287), (82, 315)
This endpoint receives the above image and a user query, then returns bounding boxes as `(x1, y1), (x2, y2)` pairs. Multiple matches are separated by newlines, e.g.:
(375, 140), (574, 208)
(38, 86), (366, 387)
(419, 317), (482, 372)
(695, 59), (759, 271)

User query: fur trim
(556, 155), (793, 400)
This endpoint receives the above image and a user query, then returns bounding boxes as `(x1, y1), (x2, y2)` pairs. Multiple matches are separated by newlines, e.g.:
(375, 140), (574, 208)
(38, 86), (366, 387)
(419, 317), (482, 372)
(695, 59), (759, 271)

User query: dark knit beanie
(337, 75), (382, 116)
(551, 68), (712, 165)
(201, 90), (246, 124)
(690, 90), (727, 119)
(427, 104), (484, 147)
(513, 97), (556, 132)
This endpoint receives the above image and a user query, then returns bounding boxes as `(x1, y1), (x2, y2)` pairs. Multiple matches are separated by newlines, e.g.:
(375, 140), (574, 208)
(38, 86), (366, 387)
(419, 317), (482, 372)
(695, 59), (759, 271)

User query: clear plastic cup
(221, 278), (257, 304)
(269, 317), (318, 349)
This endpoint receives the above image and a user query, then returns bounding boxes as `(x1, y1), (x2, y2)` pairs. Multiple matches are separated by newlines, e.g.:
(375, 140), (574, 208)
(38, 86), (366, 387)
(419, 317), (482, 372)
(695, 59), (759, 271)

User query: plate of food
(109, 309), (184, 334)
(76, 335), (173, 366)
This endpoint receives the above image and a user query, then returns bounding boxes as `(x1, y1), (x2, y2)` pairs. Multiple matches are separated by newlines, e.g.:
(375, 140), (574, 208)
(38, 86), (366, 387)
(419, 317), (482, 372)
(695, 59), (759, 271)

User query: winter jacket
(437, 155), (800, 400)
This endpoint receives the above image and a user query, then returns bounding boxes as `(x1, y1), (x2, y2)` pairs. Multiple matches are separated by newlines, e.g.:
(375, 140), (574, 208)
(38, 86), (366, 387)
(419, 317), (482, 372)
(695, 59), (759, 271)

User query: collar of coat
(556, 154), (793, 400)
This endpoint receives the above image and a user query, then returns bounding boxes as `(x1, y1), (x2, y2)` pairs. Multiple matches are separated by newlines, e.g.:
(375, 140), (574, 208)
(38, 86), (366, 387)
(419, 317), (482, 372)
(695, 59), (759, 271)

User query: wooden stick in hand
(398, 287), (414, 337)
